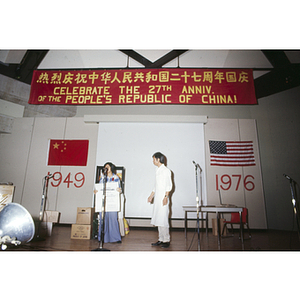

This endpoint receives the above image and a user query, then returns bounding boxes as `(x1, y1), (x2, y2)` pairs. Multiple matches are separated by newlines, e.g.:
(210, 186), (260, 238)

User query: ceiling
(1, 49), (300, 100)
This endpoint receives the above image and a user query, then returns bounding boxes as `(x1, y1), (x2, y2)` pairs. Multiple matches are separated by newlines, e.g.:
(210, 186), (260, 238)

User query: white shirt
(150, 164), (172, 227)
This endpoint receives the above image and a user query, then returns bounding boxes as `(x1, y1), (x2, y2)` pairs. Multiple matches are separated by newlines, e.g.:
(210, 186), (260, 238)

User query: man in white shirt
(148, 152), (173, 248)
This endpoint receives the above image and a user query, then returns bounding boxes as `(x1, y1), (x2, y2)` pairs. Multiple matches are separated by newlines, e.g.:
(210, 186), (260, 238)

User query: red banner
(48, 139), (89, 166)
(29, 68), (257, 105)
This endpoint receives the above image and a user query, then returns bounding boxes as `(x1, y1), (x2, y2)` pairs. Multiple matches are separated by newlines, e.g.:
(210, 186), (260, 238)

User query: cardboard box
(212, 218), (227, 236)
(76, 207), (95, 225)
(43, 210), (60, 223)
(71, 224), (92, 239)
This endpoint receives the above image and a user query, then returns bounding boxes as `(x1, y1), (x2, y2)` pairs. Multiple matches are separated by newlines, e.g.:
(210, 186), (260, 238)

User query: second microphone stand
(34, 173), (52, 241)
(194, 162), (202, 251)
(93, 169), (110, 251)
(284, 174), (300, 242)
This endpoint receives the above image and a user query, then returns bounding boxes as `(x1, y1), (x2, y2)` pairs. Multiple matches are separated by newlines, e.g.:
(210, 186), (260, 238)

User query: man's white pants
(158, 226), (170, 242)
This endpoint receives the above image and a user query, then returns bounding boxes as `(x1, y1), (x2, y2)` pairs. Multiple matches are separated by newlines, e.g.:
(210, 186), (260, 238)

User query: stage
(5, 224), (300, 251)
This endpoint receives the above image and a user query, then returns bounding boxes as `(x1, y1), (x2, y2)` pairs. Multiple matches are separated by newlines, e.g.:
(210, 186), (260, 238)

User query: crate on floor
(71, 224), (92, 240)
(76, 207), (95, 225)
(43, 210), (60, 223)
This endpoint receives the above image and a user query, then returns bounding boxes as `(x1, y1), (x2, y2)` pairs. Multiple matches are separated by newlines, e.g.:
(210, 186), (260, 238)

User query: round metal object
(0, 203), (35, 244)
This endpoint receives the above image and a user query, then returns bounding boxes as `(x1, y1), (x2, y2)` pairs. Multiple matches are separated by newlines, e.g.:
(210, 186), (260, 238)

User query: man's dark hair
(153, 152), (165, 164)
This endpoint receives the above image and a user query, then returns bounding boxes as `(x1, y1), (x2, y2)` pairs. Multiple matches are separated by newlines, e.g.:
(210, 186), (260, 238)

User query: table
(182, 205), (244, 250)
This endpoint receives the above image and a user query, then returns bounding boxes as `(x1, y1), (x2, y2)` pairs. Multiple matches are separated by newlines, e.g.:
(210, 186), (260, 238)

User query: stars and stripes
(209, 140), (255, 167)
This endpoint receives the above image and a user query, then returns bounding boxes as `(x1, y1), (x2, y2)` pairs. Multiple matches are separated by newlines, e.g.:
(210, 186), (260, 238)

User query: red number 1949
(49, 172), (85, 188)
(216, 174), (255, 191)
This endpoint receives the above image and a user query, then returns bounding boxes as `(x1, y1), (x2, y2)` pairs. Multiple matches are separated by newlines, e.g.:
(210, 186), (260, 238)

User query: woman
(96, 162), (122, 243)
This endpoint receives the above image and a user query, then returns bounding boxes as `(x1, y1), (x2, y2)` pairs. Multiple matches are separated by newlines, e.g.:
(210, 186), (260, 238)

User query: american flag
(209, 140), (256, 167)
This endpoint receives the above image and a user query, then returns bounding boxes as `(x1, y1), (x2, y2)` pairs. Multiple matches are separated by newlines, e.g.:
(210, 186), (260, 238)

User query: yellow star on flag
(61, 141), (67, 152)
(53, 142), (59, 149)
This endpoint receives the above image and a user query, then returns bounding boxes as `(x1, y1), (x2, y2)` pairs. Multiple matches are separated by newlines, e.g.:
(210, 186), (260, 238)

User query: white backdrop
(96, 122), (207, 219)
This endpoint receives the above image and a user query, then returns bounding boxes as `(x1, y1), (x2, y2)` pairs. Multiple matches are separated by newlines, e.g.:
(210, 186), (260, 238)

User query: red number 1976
(216, 174), (255, 191)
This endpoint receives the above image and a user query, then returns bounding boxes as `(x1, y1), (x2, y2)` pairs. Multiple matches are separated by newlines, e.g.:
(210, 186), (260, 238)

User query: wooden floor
(5, 224), (300, 251)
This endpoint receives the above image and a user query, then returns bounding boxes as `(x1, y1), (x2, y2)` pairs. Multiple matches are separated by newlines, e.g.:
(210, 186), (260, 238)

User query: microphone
(102, 168), (108, 175)
(283, 174), (292, 181)
(192, 161), (202, 171)
(45, 174), (53, 179)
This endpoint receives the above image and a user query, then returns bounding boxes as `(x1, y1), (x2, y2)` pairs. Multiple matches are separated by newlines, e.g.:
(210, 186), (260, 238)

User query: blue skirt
(98, 212), (121, 243)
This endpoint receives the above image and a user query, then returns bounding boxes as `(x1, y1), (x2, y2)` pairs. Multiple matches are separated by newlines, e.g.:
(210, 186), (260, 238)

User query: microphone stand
(193, 161), (202, 251)
(284, 174), (300, 242)
(34, 173), (53, 241)
(93, 169), (110, 251)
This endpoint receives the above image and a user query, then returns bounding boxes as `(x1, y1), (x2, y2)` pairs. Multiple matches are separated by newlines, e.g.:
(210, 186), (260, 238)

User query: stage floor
(4, 224), (300, 251)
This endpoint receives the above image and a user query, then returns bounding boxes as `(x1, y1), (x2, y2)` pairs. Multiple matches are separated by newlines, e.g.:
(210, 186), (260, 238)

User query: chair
(222, 208), (251, 238)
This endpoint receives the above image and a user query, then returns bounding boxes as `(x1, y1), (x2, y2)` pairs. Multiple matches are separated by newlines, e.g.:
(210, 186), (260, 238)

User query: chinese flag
(48, 139), (89, 166)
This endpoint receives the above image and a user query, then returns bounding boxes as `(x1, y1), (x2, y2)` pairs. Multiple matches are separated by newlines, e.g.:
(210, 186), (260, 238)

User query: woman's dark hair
(104, 162), (116, 174)
(152, 152), (165, 164)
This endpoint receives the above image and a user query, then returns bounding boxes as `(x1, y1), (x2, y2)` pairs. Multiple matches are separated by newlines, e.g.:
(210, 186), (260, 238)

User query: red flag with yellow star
(47, 139), (89, 166)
